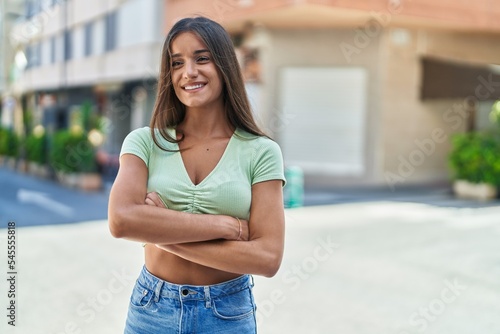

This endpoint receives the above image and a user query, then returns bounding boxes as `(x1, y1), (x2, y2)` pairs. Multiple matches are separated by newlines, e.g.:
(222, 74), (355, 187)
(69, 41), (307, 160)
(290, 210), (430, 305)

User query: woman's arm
(156, 180), (285, 277)
(108, 154), (247, 244)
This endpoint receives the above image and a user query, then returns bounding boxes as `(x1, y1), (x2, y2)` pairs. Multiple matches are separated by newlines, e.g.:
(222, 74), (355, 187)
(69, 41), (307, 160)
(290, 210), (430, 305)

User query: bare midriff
(144, 245), (241, 285)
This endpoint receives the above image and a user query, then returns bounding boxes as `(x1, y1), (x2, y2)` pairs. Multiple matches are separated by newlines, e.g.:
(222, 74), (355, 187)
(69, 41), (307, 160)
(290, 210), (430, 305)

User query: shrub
(49, 130), (97, 173)
(448, 131), (500, 186)
(0, 127), (19, 158)
(25, 133), (47, 164)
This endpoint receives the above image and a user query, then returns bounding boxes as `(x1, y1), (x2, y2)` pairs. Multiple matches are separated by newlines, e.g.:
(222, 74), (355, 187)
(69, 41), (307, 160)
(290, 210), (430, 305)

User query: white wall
(54, 33), (63, 63)
(117, 0), (163, 48)
(279, 67), (368, 176)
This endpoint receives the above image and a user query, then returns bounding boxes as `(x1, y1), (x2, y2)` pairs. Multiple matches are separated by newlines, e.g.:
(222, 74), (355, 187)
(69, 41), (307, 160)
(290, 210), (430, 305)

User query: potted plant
(49, 129), (102, 191)
(448, 131), (500, 200)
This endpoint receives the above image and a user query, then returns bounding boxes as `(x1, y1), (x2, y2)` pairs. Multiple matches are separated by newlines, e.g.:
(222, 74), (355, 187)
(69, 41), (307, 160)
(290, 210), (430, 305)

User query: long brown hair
(150, 16), (267, 149)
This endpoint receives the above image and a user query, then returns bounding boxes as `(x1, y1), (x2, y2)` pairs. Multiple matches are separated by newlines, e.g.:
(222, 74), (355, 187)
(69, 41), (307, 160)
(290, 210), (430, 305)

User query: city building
(6, 0), (164, 161)
(166, 0), (500, 189)
(0, 0), (25, 128)
(5, 0), (500, 189)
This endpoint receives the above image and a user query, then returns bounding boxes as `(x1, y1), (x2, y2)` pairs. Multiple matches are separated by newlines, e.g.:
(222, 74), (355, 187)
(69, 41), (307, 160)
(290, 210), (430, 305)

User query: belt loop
(204, 286), (211, 308)
(154, 280), (163, 302)
(249, 275), (255, 288)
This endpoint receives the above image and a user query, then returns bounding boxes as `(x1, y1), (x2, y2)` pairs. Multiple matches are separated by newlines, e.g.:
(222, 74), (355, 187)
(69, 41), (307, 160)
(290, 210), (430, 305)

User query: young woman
(108, 16), (286, 333)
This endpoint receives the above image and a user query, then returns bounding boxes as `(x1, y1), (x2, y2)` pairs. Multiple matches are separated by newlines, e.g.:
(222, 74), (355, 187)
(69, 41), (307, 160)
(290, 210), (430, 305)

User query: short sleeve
(251, 139), (287, 186)
(120, 127), (152, 166)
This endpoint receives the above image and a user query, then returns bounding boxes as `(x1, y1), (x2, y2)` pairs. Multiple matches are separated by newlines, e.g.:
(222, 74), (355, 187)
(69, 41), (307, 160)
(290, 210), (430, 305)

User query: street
(0, 189), (499, 333)
(255, 203), (500, 333)
(2, 165), (498, 228)
(0, 168), (109, 227)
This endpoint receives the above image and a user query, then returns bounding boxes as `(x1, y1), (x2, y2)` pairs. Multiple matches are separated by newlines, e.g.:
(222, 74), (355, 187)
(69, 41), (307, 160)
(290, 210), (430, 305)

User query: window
(104, 11), (117, 52)
(26, 0), (46, 18)
(26, 0), (35, 18)
(64, 30), (72, 61)
(25, 45), (32, 69)
(24, 43), (41, 69)
(34, 42), (41, 67)
(50, 36), (56, 63)
(84, 22), (93, 57)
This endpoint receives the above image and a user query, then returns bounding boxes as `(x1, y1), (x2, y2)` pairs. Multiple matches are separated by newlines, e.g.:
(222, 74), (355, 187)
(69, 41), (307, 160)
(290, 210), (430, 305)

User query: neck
(180, 102), (233, 139)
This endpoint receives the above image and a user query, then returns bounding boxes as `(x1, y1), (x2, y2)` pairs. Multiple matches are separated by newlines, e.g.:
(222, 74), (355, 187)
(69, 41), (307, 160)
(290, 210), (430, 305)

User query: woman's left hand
(145, 192), (166, 208)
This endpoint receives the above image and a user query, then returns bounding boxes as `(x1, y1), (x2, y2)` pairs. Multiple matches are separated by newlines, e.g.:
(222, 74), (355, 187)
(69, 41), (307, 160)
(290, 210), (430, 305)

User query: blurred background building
(2, 0), (500, 189)
(2, 0), (163, 163)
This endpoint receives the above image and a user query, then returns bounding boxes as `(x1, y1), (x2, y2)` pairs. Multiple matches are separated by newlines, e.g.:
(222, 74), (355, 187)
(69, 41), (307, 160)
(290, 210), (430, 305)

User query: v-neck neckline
(174, 128), (238, 187)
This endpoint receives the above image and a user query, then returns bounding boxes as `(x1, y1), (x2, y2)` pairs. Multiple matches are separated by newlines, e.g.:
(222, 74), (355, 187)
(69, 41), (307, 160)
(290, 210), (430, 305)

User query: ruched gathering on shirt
(120, 127), (286, 220)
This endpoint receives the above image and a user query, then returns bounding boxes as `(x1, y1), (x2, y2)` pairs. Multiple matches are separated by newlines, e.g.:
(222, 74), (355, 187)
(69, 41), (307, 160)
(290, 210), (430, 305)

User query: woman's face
(170, 32), (224, 110)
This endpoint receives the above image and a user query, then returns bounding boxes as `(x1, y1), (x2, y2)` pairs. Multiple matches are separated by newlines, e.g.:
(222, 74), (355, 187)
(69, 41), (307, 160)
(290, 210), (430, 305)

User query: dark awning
(420, 57), (500, 100)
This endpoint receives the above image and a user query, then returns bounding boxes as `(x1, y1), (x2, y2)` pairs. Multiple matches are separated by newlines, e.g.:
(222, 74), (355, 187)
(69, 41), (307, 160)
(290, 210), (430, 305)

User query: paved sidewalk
(1, 201), (500, 333)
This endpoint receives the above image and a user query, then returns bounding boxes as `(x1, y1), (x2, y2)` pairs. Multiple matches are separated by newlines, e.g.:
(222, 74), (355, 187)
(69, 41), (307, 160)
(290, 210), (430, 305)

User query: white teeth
(184, 84), (204, 90)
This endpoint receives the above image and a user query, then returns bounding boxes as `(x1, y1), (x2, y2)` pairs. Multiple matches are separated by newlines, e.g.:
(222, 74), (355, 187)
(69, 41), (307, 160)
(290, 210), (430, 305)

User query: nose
(184, 60), (198, 79)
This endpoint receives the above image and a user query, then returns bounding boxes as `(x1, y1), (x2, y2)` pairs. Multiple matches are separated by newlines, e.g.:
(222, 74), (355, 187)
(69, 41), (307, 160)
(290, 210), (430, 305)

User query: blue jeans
(124, 266), (257, 333)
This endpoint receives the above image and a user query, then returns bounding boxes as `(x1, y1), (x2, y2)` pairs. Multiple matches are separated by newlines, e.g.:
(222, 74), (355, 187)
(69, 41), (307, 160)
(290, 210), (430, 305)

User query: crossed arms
(108, 154), (285, 277)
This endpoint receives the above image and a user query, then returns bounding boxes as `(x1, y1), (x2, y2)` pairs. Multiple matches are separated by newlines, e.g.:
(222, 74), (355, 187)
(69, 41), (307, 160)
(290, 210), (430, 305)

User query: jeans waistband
(137, 265), (253, 303)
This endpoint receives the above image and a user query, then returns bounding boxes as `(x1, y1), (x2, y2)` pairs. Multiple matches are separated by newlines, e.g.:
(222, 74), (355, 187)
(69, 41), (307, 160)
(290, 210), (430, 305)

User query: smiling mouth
(183, 83), (206, 91)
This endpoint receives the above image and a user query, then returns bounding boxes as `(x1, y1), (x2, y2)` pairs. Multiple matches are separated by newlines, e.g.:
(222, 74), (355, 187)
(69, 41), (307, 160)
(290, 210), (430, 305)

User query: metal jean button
(182, 289), (189, 296)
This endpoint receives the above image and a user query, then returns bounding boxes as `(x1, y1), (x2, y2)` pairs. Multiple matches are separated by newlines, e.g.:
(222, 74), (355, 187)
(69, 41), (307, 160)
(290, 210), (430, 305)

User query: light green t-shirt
(120, 127), (286, 220)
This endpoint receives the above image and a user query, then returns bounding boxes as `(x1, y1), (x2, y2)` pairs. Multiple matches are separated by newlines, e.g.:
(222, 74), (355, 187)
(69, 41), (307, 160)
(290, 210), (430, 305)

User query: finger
(145, 193), (160, 206)
(145, 198), (156, 206)
(155, 244), (169, 251)
(146, 192), (165, 208)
